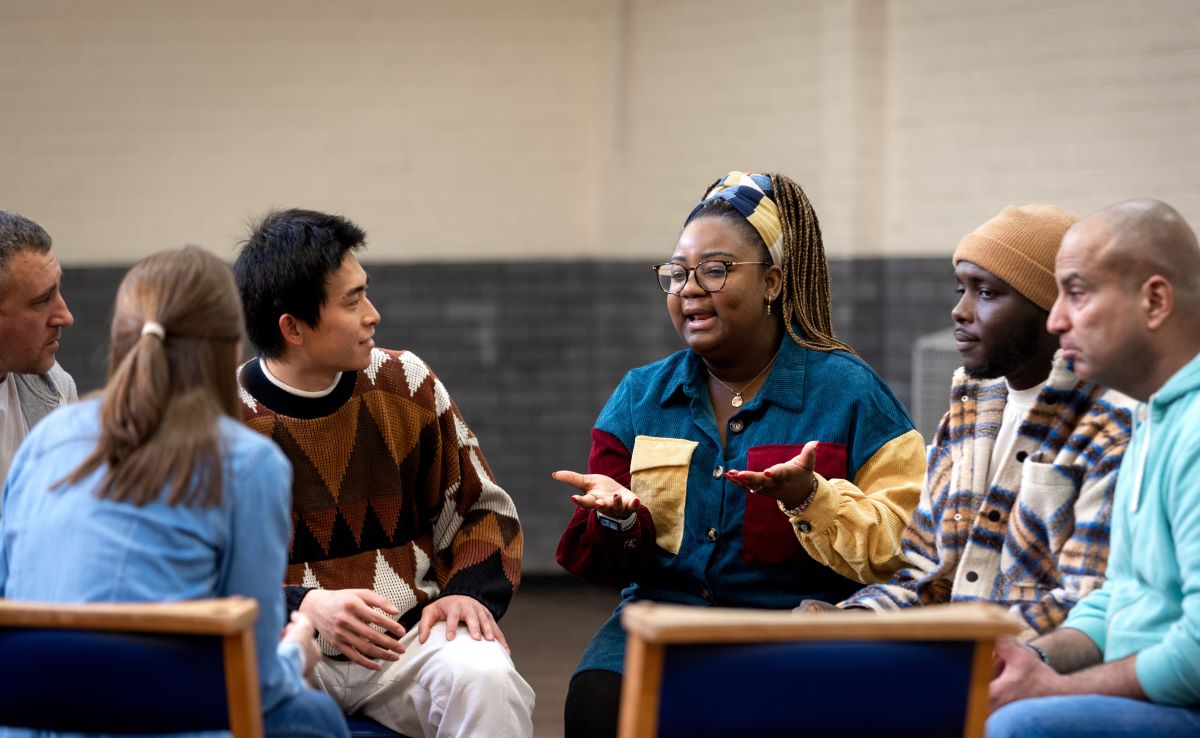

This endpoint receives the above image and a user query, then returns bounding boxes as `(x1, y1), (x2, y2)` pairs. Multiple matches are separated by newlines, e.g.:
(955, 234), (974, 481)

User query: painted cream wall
(599, 0), (890, 261)
(885, 0), (1200, 255)
(600, 0), (827, 259)
(3, 0), (1199, 263)
(1, 0), (615, 264)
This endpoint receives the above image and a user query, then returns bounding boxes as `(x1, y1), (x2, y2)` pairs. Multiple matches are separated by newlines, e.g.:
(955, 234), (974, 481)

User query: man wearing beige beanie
(802, 204), (1132, 640)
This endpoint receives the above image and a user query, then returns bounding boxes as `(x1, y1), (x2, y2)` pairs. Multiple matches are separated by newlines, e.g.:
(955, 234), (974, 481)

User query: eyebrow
(671, 251), (738, 263)
(31, 283), (58, 302)
(343, 276), (368, 299)
(957, 272), (1001, 287)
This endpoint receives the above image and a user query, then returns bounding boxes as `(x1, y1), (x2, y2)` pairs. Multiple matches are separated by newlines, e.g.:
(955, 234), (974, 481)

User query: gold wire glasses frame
(651, 261), (772, 294)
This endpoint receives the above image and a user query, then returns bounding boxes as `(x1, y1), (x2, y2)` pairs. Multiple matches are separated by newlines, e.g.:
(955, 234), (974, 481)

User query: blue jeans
(264, 689), (350, 738)
(988, 695), (1200, 737)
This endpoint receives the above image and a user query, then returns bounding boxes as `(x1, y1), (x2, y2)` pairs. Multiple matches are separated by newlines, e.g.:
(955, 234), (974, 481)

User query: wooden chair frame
(0, 596), (263, 738)
(619, 601), (1023, 738)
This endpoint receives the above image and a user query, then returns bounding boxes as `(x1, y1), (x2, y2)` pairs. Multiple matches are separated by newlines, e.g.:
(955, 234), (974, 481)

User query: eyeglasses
(651, 261), (771, 295)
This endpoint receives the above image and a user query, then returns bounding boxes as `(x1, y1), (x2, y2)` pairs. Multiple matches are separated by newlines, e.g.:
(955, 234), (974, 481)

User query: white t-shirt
(989, 379), (1046, 486)
(259, 358), (342, 398)
(0, 374), (30, 485)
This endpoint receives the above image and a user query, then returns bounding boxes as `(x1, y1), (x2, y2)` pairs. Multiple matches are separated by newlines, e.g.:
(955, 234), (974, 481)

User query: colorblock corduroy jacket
(843, 351), (1132, 638)
(556, 339), (926, 674)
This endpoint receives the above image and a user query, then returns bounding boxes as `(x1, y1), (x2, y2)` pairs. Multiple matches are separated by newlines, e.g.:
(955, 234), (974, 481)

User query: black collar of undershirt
(239, 359), (358, 420)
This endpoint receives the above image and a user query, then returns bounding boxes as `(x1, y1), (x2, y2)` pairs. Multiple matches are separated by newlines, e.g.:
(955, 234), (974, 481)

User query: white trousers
(310, 622), (535, 738)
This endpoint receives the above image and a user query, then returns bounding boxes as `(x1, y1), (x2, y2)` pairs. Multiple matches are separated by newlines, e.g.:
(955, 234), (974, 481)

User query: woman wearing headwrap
(553, 171), (926, 738)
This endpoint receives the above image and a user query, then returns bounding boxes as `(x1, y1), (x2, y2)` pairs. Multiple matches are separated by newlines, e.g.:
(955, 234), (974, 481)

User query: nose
(51, 292), (73, 328)
(1046, 293), (1067, 335)
(950, 292), (971, 325)
(363, 295), (381, 327)
(677, 267), (706, 297)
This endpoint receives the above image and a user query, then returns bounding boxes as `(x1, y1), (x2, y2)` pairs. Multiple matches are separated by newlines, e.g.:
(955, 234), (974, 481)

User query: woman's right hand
(552, 470), (641, 519)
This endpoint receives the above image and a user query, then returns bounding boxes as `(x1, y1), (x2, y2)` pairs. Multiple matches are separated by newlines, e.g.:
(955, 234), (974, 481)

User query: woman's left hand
(281, 612), (322, 678)
(726, 440), (819, 509)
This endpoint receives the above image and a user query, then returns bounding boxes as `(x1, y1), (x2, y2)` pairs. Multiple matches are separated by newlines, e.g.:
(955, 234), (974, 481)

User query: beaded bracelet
(777, 473), (820, 517)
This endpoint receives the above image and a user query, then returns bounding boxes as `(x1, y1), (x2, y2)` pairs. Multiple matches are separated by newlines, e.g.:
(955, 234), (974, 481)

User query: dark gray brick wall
(832, 257), (956, 403)
(58, 257), (954, 574)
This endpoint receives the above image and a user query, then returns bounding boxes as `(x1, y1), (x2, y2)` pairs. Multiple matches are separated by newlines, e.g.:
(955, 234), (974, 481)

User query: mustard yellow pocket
(630, 435), (698, 555)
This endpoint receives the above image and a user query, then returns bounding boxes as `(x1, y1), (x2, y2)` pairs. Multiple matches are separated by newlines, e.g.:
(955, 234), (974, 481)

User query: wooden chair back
(0, 597), (263, 738)
(619, 601), (1023, 738)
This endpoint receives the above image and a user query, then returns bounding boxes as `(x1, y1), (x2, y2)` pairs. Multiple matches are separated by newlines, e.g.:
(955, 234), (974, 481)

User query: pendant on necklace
(731, 394), (743, 408)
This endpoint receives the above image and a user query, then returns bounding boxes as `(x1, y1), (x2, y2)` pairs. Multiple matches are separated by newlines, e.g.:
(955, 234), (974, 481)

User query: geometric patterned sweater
(842, 351), (1132, 638)
(238, 348), (523, 651)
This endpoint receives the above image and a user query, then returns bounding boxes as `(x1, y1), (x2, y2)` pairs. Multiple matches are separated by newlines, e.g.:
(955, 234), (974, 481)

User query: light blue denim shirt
(0, 399), (304, 736)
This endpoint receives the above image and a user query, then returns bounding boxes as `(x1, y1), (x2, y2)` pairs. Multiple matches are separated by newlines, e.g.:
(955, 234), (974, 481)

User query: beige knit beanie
(952, 204), (1078, 311)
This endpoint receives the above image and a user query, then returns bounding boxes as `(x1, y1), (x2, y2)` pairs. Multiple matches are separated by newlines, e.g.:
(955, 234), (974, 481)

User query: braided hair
(767, 172), (854, 354)
(687, 173), (855, 355)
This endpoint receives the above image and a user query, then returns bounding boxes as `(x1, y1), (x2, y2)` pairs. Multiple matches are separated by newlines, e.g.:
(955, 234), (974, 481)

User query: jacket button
(706, 527), (718, 542)
(712, 466), (724, 478)
(988, 510), (1001, 522)
(729, 419), (744, 433)
(1016, 451), (1028, 462)
(961, 395), (969, 402)
(797, 520), (813, 533)
(953, 513), (963, 522)
(966, 571), (979, 582)
(701, 587), (712, 600)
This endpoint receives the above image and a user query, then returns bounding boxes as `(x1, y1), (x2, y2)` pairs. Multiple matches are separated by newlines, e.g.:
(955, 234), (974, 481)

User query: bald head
(1084, 198), (1200, 306)
(1051, 198), (1200, 400)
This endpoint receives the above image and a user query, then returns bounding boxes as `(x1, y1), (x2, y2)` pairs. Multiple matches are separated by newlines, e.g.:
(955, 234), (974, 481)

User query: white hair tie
(141, 321), (166, 340)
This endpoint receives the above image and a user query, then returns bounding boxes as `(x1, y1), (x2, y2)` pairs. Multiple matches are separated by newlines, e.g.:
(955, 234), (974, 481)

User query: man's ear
(1142, 274), (1174, 331)
(278, 313), (306, 348)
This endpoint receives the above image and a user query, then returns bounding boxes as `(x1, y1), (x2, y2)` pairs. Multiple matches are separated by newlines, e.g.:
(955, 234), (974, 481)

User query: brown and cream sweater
(238, 348), (523, 641)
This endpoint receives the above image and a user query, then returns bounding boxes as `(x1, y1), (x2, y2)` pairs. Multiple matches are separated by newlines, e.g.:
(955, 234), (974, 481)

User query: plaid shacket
(842, 351), (1132, 637)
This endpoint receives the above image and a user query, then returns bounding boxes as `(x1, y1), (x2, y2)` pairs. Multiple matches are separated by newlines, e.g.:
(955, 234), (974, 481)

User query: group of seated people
(0, 170), (1196, 737)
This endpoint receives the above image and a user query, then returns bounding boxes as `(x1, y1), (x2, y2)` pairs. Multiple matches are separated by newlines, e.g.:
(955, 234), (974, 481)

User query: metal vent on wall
(910, 328), (959, 443)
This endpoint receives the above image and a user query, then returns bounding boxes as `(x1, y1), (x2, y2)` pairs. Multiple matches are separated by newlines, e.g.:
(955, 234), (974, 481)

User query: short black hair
(234, 208), (366, 358)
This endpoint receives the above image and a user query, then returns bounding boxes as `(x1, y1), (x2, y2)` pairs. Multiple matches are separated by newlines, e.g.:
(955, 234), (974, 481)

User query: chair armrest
(620, 601), (1023, 644)
(0, 596), (257, 635)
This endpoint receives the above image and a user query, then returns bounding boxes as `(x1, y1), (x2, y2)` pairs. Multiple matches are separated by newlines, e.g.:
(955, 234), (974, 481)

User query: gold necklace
(706, 350), (780, 408)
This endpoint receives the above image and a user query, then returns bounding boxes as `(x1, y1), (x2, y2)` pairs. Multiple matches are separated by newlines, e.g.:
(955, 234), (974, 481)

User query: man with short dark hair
(234, 209), (533, 737)
(804, 205), (1131, 639)
(0, 210), (76, 481)
(988, 199), (1200, 736)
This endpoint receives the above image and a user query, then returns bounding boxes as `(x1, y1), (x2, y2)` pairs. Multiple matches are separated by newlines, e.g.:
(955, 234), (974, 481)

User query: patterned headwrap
(687, 171), (784, 266)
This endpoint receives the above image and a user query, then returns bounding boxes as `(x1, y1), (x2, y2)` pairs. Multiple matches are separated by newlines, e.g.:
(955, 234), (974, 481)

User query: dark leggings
(564, 669), (623, 738)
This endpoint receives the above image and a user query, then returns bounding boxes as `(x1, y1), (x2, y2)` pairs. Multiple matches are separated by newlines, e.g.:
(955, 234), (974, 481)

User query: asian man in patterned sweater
(234, 209), (533, 738)
(801, 204), (1133, 639)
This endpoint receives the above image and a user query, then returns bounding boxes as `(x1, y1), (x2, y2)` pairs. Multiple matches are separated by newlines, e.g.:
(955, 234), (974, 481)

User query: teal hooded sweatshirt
(1062, 351), (1200, 705)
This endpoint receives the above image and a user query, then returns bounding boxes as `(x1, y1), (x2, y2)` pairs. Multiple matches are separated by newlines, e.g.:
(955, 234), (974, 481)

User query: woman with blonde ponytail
(0, 247), (349, 738)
